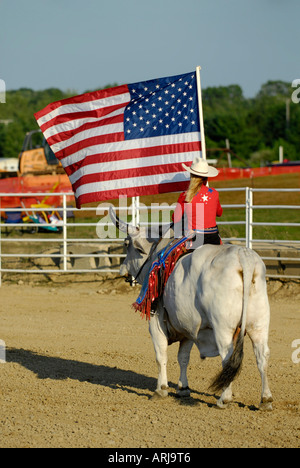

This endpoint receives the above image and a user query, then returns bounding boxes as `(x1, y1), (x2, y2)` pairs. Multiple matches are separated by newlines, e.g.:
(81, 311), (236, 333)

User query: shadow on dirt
(6, 347), (259, 410)
(6, 347), (157, 398)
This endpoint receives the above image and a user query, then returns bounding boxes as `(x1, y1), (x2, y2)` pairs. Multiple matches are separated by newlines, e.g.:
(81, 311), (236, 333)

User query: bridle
(126, 240), (159, 285)
(123, 222), (174, 285)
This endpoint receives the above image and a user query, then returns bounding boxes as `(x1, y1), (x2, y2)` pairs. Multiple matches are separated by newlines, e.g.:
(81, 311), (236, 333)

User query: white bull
(110, 209), (273, 410)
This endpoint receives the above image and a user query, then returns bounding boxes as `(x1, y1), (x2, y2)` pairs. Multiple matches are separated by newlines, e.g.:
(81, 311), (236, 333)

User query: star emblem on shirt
(202, 195), (209, 202)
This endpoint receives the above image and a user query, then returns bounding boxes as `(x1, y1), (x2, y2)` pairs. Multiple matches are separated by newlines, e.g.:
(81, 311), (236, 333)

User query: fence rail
(0, 187), (299, 284)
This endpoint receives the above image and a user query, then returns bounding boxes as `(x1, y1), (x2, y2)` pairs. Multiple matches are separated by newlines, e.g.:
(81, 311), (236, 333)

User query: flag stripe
(35, 85), (129, 124)
(50, 120), (124, 155)
(55, 131), (125, 162)
(71, 155), (197, 192)
(66, 139), (201, 180)
(72, 162), (187, 193)
(64, 139), (200, 186)
(44, 107), (125, 142)
(75, 170), (190, 202)
(76, 179), (190, 206)
(60, 132), (200, 170)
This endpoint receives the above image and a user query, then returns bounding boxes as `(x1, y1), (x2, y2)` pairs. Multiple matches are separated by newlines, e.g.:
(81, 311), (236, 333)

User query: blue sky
(0, 0), (298, 97)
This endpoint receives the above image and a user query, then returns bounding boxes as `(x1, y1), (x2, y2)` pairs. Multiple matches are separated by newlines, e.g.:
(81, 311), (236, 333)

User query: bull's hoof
(259, 397), (273, 411)
(216, 398), (232, 409)
(177, 386), (191, 398)
(151, 387), (169, 400)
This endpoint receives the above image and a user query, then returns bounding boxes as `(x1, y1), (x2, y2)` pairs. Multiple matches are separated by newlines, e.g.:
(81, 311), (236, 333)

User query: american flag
(35, 71), (202, 208)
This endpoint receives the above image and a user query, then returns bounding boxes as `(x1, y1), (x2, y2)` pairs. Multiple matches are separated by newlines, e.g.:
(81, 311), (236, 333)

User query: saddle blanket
(132, 235), (190, 320)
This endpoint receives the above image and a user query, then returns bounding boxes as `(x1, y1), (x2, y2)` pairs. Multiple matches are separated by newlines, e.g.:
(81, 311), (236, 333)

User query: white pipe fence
(0, 187), (299, 285)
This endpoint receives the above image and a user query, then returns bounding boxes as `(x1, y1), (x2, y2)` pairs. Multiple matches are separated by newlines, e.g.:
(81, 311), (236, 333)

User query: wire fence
(0, 187), (299, 285)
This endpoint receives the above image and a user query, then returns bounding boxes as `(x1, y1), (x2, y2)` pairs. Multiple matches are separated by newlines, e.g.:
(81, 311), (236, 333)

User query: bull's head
(109, 207), (173, 284)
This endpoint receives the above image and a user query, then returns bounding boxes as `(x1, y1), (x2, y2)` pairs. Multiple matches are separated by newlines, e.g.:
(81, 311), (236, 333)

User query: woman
(173, 157), (223, 246)
(144, 158), (223, 316)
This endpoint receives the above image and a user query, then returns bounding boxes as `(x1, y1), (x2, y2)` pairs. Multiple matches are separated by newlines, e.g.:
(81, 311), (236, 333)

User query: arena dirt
(0, 277), (299, 448)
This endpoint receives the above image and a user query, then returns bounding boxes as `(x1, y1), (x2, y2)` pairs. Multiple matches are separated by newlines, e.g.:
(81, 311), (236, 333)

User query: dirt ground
(0, 276), (299, 448)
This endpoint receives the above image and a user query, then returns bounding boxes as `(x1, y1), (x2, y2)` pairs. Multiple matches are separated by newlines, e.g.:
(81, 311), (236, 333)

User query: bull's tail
(210, 248), (255, 393)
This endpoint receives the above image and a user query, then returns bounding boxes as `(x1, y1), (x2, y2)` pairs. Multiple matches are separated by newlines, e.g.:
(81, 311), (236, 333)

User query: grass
(214, 173), (300, 241)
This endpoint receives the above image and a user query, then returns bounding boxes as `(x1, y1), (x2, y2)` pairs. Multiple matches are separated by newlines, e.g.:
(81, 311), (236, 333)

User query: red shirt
(173, 185), (223, 230)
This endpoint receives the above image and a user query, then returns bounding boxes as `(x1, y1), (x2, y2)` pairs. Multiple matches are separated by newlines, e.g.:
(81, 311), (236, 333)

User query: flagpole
(196, 66), (206, 160)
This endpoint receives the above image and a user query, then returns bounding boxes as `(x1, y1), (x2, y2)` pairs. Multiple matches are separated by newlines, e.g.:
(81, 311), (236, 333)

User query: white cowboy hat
(182, 157), (219, 178)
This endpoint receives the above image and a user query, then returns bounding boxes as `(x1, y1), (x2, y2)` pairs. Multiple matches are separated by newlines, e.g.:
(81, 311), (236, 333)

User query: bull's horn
(109, 206), (128, 233)
(109, 207), (138, 235)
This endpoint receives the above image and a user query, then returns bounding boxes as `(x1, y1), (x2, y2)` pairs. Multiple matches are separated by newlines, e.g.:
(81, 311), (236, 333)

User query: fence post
(249, 188), (253, 249)
(0, 196), (2, 287)
(131, 196), (140, 227)
(246, 187), (253, 249)
(63, 194), (67, 271)
(136, 196), (140, 226)
(132, 197), (136, 226)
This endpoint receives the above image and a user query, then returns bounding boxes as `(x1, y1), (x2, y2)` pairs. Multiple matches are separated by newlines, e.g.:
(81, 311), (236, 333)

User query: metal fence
(0, 187), (299, 285)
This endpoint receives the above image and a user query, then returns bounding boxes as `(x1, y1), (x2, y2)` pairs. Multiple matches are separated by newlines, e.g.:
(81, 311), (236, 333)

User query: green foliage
(202, 81), (300, 165)
(0, 81), (299, 165)
(0, 87), (73, 159)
